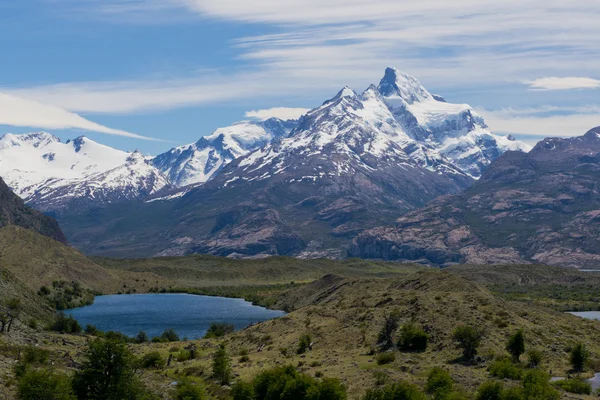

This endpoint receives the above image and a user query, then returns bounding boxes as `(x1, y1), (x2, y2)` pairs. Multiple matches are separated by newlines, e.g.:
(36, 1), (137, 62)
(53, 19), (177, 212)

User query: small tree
(425, 368), (453, 400)
(232, 381), (255, 400)
(377, 310), (400, 351)
(72, 339), (143, 400)
(506, 330), (525, 362)
(570, 343), (589, 372)
(475, 381), (504, 400)
(521, 370), (559, 400)
(175, 378), (205, 400)
(17, 368), (75, 400)
(297, 333), (313, 354)
(527, 349), (543, 368)
(204, 323), (235, 339)
(0, 298), (22, 333)
(452, 325), (482, 361)
(135, 330), (149, 344)
(212, 344), (232, 385)
(398, 323), (429, 352)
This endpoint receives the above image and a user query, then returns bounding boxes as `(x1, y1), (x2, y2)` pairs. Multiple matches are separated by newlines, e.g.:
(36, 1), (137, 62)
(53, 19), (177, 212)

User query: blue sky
(1, 0), (599, 154)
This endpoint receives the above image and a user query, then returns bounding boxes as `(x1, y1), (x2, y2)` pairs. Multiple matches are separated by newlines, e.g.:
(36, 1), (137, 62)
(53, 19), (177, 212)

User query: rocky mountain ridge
(350, 127), (600, 268)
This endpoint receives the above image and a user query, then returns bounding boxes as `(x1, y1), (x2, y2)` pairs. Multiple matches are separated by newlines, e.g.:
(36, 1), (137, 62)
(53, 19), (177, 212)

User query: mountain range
(351, 127), (600, 268)
(0, 67), (529, 258)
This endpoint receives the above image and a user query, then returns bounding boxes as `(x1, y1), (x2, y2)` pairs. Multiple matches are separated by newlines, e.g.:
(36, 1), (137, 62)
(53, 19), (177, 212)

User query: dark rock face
(0, 177), (67, 243)
(351, 127), (600, 269)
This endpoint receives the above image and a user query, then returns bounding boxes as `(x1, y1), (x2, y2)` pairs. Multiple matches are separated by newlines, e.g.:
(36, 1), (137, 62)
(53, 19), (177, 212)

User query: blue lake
(69, 293), (286, 340)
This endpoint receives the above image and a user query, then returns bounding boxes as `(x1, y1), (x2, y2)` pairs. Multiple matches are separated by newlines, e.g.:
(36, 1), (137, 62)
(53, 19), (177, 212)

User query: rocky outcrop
(0, 177), (67, 243)
(351, 127), (600, 268)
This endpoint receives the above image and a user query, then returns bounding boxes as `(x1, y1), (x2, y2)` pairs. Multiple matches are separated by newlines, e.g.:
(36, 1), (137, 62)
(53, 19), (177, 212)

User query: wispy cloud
(479, 106), (600, 139)
(245, 107), (310, 121)
(523, 77), (600, 91)
(0, 92), (159, 140)
(12, 0), (600, 120)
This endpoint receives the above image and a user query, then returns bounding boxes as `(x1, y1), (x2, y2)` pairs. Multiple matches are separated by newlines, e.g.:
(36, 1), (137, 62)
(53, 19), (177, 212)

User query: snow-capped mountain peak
(377, 67), (432, 104)
(0, 131), (60, 149)
(151, 118), (298, 187)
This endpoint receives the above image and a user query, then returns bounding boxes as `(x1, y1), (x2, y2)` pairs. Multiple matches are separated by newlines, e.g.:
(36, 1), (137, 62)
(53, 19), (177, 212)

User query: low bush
(475, 381), (504, 400)
(376, 352), (396, 365)
(22, 347), (50, 365)
(364, 381), (427, 400)
(521, 370), (559, 400)
(17, 368), (75, 400)
(140, 352), (165, 369)
(176, 349), (192, 362)
(425, 368), (453, 400)
(232, 365), (346, 400)
(49, 313), (81, 334)
(398, 323), (428, 352)
(526, 349), (542, 368)
(175, 378), (205, 400)
(204, 322), (235, 339)
(489, 358), (522, 380)
(152, 328), (180, 343)
(553, 378), (592, 395)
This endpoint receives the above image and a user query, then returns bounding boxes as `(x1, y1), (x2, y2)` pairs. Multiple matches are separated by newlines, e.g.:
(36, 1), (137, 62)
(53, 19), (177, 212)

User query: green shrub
(236, 365), (346, 400)
(84, 325), (103, 336)
(526, 349), (542, 368)
(452, 325), (482, 361)
(363, 381), (427, 400)
(104, 330), (132, 344)
(376, 352), (396, 365)
(50, 313), (81, 334)
(553, 378), (592, 395)
(570, 343), (589, 372)
(176, 349), (192, 362)
(28, 319), (38, 330)
(17, 368), (75, 400)
(501, 387), (523, 400)
(506, 330), (525, 362)
(175, 379), (205, 400)
(22, 347), (50, 365)
(475, 381), (504, 400)
(204, 322), (235, 339)
(135, 331), (149, 344)
(489, 358), (523, 380)
(140, 352), (165, 369)
(425, 368), (453, 400)
(373, 370), (389, 386)
(521, 370), (559, 400)
(231, 381), (254, 400)
(398, 323), (428, 352)
(297, 333), (313, 354)
(72, 339), (147, 400)
(212, 344), (232, 385)
(161, 328), (180, 342)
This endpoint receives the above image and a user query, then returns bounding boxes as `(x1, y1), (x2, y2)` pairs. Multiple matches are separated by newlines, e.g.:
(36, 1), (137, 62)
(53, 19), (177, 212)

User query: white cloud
(10, 0), (600, 117)
(479, 107), (600, 139)
(245, 107), (310, 121)
(523, 77), (600, 91)
(0, 92), (159, 141)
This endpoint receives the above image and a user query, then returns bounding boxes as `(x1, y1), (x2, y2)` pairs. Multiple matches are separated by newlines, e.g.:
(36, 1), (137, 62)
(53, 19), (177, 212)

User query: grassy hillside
(0, 226), (171, 295)
(448, 264), (600, 311)
(93, 255), (423, 287)
(181, 269), (600, 397)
